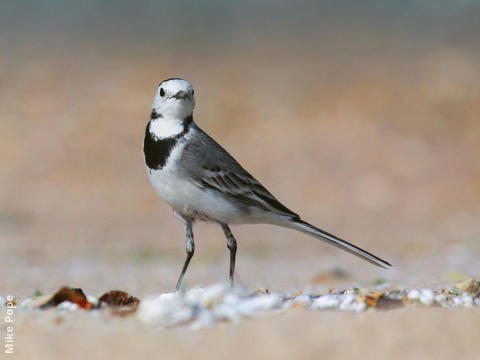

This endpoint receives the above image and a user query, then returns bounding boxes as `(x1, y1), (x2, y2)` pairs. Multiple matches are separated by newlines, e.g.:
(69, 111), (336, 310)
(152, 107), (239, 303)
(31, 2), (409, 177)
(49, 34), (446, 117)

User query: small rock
(460, 293), (473, 308)
(137, 293), (195, 327)
(235, 293), (284, 316)
(291, 294), (313, 308)
(407, 289), (420, 301)
(56, 301), (79, 311)
(338, 293), (365, 312)
(40, 287), (92, 310)
(99, 290), (140, 315)
(364, 292), (382, 307)
(311, 294), (342, 310)
(99, 290), (139, 308)
(452, 296), (462, 307)
(386, 290), (405, 301)
(454, 277), (479, 294)
(186, 284), (226, 308)
(375, 296), (404, 311)
(434, 293), (447, 307)
(419, 289), (435, 306)
(87, 295), (99, 307)
(185, 287), (204, 303)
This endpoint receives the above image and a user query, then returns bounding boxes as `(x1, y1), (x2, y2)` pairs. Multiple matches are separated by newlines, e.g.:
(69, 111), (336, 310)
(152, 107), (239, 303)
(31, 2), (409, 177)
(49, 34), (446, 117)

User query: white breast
(146, 138), (242, 224)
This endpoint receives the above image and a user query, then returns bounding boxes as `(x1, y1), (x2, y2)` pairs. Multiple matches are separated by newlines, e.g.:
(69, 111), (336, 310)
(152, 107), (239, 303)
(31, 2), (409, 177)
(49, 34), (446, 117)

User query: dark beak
(173, 90), (188, 100)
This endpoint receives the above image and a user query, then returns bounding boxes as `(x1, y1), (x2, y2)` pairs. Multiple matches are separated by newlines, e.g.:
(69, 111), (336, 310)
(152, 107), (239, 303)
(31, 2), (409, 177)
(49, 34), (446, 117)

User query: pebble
(461, 293), (473, 308)
(191, 284), (226, 308)
(338, 293), (366, 312)
(56, 301), (79, 311)
(234, 293), (284, 316)
(137, 293), (195, 327)
(407, 289), (420, 301)
(434, 293), (447, 306)
(311, 294), (342, 310)
(454, 277), (479, 294)
(291, 294), (313, 308)
(419, 289), (435, 306)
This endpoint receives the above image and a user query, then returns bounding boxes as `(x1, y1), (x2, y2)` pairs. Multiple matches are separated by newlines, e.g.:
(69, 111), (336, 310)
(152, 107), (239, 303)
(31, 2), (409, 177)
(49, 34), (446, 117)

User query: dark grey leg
(221, 223), (237, 286)
(176, 217), (194, 291)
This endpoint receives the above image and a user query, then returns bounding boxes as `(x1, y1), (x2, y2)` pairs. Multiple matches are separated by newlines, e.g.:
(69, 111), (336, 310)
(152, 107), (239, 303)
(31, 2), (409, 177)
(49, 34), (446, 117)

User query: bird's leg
(176, 217), (194, 291)
(221, 223), (237, 286)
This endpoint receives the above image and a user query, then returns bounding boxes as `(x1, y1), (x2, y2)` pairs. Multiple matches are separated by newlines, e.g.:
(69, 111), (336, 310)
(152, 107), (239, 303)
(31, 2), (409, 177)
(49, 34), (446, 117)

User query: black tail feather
(290, 219), (392, 269)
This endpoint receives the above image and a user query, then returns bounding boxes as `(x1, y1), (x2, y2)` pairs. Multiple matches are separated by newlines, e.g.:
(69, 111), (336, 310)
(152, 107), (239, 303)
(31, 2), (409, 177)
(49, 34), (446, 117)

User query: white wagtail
(143, 78), (391, 290)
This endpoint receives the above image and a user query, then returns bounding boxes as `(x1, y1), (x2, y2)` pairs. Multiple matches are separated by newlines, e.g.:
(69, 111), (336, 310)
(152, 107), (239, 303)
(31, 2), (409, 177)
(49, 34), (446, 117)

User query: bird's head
(152, 78), (195, 119)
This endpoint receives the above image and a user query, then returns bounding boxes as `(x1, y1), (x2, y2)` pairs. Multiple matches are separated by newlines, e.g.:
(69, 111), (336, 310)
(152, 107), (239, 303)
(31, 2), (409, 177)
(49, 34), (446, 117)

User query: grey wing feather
(180, 126), (299, 218)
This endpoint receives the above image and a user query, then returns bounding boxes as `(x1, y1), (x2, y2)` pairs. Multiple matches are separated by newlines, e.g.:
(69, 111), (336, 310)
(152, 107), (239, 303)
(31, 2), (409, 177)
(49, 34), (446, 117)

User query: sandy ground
(8, 307), (480, 360)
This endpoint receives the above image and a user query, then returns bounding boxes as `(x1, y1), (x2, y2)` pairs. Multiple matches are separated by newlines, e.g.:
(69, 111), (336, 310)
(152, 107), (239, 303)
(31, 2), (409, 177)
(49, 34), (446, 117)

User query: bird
(143, 78), (391, 290)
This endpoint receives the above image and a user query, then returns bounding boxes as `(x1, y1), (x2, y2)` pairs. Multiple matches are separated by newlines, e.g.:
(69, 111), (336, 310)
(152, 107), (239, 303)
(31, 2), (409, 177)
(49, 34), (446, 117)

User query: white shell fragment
(291, 294), (313, 308)
(56, 301), (79, 311)
(311, 294), (342, 310)
(137, 292), (195, 327)
(339, 293), (366, 312)
(419, 289), (435, 306)
(407, 289), (420, 301)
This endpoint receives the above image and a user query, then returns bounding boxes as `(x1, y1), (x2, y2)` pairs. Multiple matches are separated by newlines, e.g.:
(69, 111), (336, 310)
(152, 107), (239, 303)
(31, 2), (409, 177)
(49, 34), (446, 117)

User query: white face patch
(152, 79), (195, 120)
(149, 117), (184, 140)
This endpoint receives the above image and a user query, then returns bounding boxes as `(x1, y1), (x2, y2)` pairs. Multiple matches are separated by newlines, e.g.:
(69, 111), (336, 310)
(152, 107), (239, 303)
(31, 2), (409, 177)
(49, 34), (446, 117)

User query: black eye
(160, 88), (165, 97)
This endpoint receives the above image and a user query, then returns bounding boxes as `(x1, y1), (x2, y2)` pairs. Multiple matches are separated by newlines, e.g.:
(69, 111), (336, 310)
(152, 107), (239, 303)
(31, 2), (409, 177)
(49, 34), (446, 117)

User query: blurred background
(1, 0), (480, 297)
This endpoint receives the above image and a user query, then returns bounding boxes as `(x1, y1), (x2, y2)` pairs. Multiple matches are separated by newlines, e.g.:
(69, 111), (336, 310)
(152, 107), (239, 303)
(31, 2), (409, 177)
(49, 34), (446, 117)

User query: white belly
(146, 143), (241, 224)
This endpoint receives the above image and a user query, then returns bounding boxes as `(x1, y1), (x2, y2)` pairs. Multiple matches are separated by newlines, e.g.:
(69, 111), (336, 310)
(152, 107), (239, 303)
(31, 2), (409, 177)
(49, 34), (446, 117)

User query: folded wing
(180, 126), (298, 219)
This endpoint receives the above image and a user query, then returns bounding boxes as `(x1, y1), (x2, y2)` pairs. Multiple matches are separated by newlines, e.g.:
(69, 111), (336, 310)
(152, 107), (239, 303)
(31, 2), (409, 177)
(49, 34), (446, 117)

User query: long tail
(284, 219), (392, 269)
